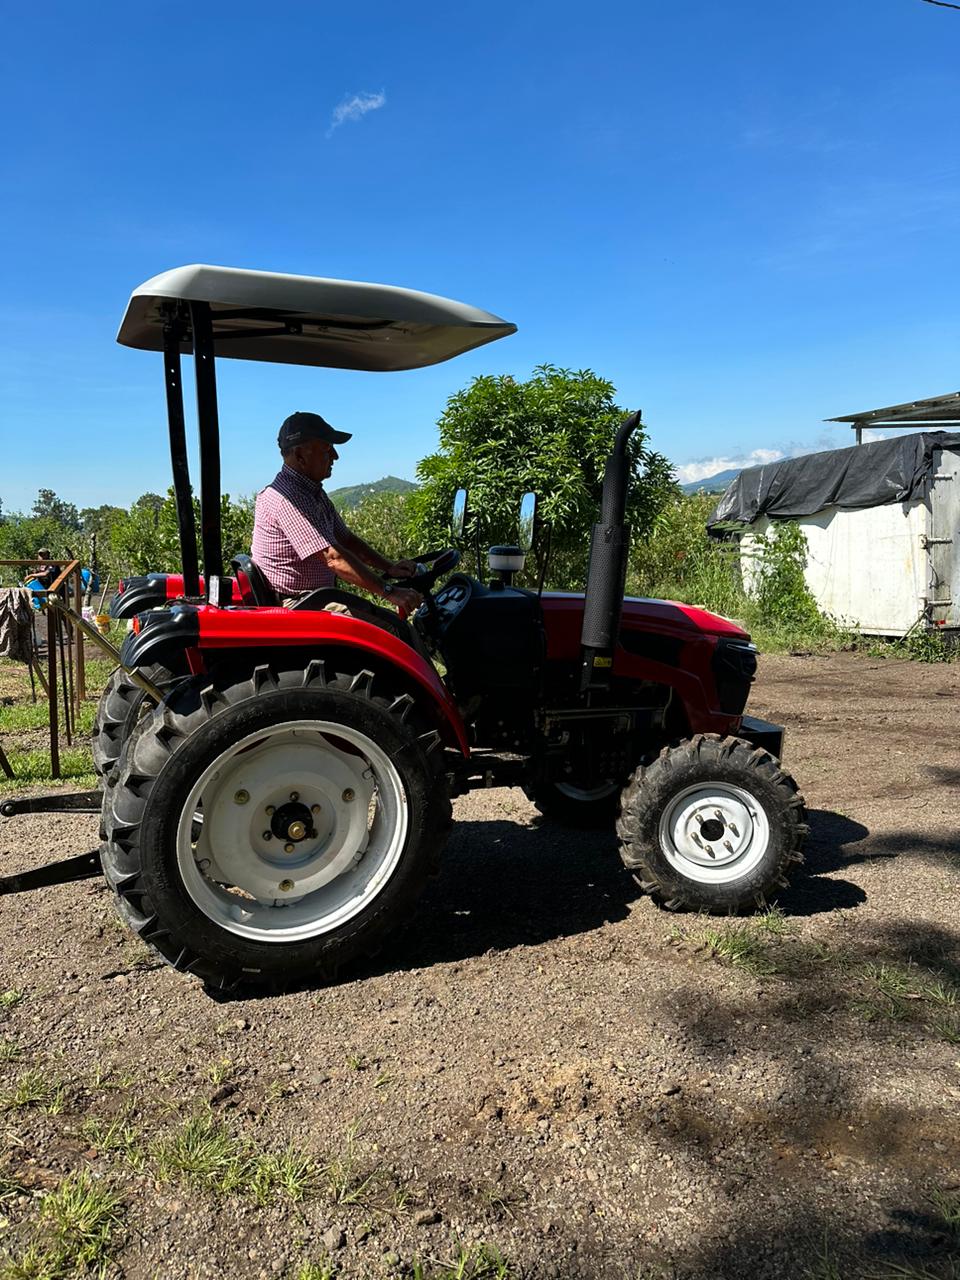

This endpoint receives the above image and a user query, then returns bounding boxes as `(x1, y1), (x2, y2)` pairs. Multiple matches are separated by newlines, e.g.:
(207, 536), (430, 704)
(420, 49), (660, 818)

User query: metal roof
(117, 264), (516, 371)
(826, 391), (960, 425)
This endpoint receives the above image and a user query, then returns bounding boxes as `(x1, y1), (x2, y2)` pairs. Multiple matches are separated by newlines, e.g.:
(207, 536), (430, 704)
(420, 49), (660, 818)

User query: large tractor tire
(100, 661), (451, 991)
(531, 779), (620, 830)
(617, 734), (806, 913)
(92, 664), (172, 781)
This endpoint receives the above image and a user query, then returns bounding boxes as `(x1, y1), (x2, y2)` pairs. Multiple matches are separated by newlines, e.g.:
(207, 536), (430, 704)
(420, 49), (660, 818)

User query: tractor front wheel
(100, 662), (450, 990)
(617, 734), (806, 913)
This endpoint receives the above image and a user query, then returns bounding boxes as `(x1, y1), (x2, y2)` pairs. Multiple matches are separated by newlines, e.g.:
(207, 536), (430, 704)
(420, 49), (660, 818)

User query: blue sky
(1, 0), (959, 510)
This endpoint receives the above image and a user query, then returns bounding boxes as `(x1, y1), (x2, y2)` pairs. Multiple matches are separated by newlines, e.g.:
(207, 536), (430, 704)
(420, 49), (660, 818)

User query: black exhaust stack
(580, 410), (642, 692)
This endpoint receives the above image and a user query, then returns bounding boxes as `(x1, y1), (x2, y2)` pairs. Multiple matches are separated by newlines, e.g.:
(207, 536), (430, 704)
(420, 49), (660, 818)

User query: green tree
(407, 365), (676, 589)
(32, 488), (81, 531)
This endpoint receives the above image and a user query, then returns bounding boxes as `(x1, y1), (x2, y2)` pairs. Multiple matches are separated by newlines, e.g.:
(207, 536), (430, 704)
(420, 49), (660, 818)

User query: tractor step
(0, 789), (102, 818)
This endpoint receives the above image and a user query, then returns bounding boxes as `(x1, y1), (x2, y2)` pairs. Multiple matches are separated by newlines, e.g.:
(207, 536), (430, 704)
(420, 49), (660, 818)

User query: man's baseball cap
(278, 411), (352, 451)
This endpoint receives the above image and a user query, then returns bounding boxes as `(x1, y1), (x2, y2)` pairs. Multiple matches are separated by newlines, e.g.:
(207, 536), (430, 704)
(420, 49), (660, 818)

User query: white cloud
(674, 447), (784, 485)
(326, 90), (386, 138)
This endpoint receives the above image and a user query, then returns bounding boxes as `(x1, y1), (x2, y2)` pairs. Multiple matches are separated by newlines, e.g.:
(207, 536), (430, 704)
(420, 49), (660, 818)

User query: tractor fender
(121, 604), (470, 756)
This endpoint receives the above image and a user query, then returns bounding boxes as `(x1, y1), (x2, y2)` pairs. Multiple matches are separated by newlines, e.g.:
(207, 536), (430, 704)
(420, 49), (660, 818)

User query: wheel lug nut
(263, 831), (272, 841)
(311, 804), (321, 815)
(342, 788), (355, 802)
(284, 843), (295, 854)
(290, 791), (299, 801)
(233, 789), (249, 805)
(265, 805), (275, 816)
(279, 879), (294, 892)
(288, 821), (306, 841)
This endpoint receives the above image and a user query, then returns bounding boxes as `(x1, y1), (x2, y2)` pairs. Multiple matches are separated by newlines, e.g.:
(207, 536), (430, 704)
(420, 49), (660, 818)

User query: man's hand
(388, 585), (423, 618)
(386, 558), (420, 579)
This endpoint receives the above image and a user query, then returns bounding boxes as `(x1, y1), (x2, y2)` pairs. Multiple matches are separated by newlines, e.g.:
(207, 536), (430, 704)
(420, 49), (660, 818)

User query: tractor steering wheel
(392, 547), (460, 595)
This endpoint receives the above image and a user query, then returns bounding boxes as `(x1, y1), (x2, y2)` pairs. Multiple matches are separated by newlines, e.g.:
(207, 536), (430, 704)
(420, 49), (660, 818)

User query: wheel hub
(659, 782), (770, 884)
(269, 800), (316, 844)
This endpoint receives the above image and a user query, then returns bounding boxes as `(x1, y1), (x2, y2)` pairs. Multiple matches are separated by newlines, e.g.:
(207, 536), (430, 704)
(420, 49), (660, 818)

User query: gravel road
(0, 651), (958, 1279)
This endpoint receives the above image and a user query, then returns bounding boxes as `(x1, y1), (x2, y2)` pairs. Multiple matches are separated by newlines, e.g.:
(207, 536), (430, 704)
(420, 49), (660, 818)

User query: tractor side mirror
(452, 489), (468, 538)
(518, 492), (537, 553)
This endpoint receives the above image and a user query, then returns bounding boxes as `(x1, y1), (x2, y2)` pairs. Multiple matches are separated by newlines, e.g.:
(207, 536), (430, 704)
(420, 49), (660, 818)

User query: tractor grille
(711, 638), (757, 715)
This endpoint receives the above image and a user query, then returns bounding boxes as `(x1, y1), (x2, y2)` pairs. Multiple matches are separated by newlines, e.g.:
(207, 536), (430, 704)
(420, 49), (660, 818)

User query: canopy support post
(189, 301), (224, 594)
(162, 317), (201, 598)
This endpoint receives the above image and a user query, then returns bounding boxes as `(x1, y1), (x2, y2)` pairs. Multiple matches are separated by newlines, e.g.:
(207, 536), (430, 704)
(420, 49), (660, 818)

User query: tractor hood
(542, 592), (749, 645)
(117, 265), (517, 371)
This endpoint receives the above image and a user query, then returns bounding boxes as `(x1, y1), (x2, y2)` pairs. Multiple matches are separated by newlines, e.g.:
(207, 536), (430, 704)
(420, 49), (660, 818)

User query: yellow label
(593, 655), (613, 668)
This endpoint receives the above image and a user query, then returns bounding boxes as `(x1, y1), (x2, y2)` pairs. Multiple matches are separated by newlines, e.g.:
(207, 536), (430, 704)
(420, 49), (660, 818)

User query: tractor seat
(231, 554), (280, 607)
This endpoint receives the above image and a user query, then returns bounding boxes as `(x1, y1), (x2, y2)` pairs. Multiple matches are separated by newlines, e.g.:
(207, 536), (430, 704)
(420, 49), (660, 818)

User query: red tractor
(13, 266), (807, 991)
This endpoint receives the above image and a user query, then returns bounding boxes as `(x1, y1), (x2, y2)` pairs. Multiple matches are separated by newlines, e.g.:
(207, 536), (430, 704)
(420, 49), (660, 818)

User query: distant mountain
(328, 476), (417, 509)
(681, 467), (741, 495)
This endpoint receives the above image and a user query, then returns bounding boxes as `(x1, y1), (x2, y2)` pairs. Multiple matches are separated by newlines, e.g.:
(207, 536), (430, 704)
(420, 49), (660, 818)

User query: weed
(0, 1069), (64, 1113)
(374, 1070), (394, 1090)
(321, 1125), (385, 1207)
(930, 1187), (960, 1236)
(0, 1039), (21, 1063)
(151, 1112), (321, 1205)
(754, 906), (794, 937)
(80, 1112), (146, 1171)
(291, 1263), (337, 1280)
(803, 1232), (845, 1279)
(410, 1243), (515, 1279)
(151, 1113), (249, 1195)
(0, 991), (24, 1012)
(703, 922), (776, 976)
(345, 1052), (368, 1071)
(249, 1148), (320, 1206)
(206, 1057), (235, 1086)
(40, 1172), (125, 1272)
(0, 1171), (125, 1280)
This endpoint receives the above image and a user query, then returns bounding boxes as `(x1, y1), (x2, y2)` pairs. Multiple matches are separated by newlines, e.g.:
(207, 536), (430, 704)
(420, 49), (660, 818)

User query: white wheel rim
(658, 782), (770, 886)
(175, 720), (408, 942)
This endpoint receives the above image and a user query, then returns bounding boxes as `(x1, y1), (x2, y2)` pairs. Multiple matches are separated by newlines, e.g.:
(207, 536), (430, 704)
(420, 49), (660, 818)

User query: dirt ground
(0, 651), (958, 1279)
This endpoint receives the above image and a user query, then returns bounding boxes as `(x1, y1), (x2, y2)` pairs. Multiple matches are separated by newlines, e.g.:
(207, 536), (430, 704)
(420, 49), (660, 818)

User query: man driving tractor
(251, 412), (423, 617)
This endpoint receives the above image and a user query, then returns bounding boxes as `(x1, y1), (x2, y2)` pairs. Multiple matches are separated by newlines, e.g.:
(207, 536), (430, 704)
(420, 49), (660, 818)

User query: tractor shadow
(363, 805), (870, 977)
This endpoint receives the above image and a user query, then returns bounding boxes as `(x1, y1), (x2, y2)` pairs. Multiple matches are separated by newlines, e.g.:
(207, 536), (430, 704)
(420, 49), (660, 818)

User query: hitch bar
(1, 790), (102, 818)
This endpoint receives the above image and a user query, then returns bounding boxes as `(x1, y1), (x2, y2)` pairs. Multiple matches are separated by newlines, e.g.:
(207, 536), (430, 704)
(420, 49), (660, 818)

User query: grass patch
(0, 747), (95, 792)
(852, 961), (960, 1038)
(0, 1039), (21, 1063)
(411, 1243), (516, 1279)
(0, 991), (25, 1013)
(317, 1122), (392, 1209)
(151, 1111), (321, 1204)
(80, 1111), (146, 1171)
(0, 1171), (125, 1280)
(702, 918), (780, 976)
(0, 1068), (66, 1114)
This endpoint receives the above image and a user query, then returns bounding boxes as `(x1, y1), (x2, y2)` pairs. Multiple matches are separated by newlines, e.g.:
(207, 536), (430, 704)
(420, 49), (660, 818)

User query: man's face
(295, 439), (338, 483)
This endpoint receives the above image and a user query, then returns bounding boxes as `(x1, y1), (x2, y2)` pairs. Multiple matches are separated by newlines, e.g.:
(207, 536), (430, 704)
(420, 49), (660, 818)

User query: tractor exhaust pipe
(579, 410), (642, 692)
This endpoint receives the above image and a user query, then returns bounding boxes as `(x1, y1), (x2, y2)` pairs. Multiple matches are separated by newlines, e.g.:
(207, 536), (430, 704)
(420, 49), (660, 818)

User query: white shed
(709, 423), (960, 637)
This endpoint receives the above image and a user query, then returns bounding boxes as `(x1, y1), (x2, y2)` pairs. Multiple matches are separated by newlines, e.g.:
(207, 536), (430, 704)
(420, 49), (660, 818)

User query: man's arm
(339, 527), (419, 579)
(319, 541), (422, 615)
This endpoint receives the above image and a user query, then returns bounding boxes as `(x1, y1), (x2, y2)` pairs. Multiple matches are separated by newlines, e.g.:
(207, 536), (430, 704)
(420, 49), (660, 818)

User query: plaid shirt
(251, 465), (350, 594)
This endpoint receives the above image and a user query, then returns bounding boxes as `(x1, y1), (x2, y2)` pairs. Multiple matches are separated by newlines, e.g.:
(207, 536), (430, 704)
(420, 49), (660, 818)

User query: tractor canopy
(117, 265), (516, 372)
(116, 264), (516, 600)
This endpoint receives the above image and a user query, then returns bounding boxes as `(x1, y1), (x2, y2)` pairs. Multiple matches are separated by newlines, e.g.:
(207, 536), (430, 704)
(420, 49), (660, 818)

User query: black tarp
(707, 431), (960, 530)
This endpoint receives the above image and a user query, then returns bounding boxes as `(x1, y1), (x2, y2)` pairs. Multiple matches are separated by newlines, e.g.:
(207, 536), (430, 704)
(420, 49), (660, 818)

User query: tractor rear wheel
(100, 661), (450, 990)
(531, 779), (620, 829)
(617, 734), (806, 913)
(92, 664), (171, 781)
